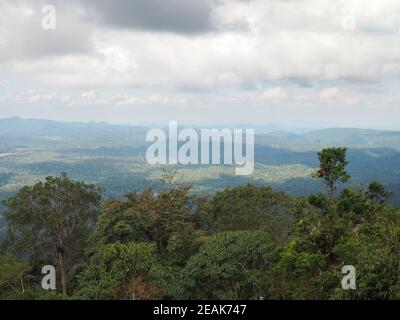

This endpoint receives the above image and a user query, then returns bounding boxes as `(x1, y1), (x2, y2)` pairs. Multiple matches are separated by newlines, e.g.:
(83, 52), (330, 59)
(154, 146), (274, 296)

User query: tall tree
(313, 147), (350, 210)
(4, 173), (101, 295)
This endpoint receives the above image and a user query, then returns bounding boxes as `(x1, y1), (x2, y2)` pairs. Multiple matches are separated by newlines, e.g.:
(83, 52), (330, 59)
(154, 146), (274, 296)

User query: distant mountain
(1, 117), (400, 210)
(0, 117), (146, 137)
(257, 127), (400, 151)
(3, 117), (400, 150)
(0, 117), (149, 149)
(301, 128), (400, 149)
(266, 131), (304, 142)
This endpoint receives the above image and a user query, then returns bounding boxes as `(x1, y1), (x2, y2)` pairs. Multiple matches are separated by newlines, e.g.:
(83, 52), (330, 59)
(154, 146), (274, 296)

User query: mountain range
(1, 117), (400, 205)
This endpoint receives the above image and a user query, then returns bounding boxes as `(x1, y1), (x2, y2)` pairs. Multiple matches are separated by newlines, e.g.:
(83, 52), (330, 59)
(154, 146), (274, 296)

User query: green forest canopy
(1, 147), (400, 300)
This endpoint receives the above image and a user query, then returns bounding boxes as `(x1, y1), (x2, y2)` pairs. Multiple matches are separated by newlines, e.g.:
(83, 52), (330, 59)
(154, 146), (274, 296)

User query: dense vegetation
(1, 147), (400, 300)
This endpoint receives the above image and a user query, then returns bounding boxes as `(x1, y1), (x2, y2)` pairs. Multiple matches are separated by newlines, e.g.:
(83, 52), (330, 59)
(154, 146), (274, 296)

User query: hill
(1, 117), (400, 204)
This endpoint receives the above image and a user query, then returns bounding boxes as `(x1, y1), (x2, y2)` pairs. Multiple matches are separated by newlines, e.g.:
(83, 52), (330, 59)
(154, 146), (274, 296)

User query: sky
(0, 0), (400, 129)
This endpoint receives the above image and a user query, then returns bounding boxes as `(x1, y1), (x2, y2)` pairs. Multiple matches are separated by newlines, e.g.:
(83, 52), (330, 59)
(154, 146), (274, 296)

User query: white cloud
(14, 90), (69, 104)
(81, 90), (97, 100)
(1, 0), (399, 90)
(260, 87), (287, 101)
(0, 0), (400, 127)
(0, 0), (94, 62)
(319, 87), (359, 105)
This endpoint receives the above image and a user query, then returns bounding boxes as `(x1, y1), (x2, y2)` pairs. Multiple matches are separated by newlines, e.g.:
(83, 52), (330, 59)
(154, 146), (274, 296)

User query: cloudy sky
(0, 0), (400, 129)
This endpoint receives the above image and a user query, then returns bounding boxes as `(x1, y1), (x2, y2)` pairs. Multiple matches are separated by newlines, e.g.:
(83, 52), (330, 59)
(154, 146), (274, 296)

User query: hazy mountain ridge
(1, 117), (400, 204)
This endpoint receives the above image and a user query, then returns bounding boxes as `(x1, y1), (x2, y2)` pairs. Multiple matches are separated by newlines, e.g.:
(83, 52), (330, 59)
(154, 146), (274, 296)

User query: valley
(1, 117), (400, 204)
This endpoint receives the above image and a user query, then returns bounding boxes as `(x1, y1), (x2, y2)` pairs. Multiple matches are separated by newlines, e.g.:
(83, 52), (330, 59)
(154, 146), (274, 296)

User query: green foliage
(76, 242), (169, 300)
(180, 231), (278, 299)
(336, 188), (370, 215)
(1, 145), (400, 300)
(0, 253), (30, 294)
(367, 181), (392, 204)
(94, 186), (200, 266)
(313, 147), (350, 208)
(0, 290), (69, 300)
(308, 193), (327, 214)
(3, 173), (102, 295)
(279, 184), (400, 299)
(209, 184), (298, 244)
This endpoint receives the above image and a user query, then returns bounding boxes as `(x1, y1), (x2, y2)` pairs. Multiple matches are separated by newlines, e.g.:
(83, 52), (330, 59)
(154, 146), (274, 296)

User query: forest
(3, 117), (400, 204)
(1, 147), (400, 300)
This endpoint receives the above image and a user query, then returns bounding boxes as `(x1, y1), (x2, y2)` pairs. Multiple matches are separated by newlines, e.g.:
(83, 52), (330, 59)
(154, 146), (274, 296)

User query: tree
(180, 231), (278, 299)
(95, 186), (197, 261)
(76, 242), (169, 300)
(3, 173), (101, 295)
(336, 188), (370, 215)
(331, 204), (400, 299)
(308, 193), (327, 214)
(313, 147), (350, 210)
(209, 185), (298, 244)
(367, 181), (392, 205)
(277, 184), (400, 300)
